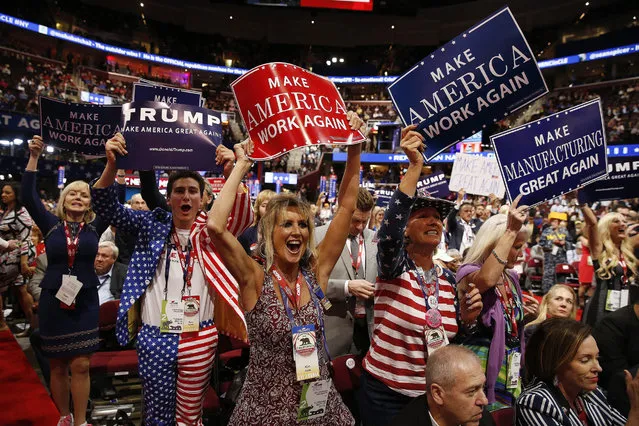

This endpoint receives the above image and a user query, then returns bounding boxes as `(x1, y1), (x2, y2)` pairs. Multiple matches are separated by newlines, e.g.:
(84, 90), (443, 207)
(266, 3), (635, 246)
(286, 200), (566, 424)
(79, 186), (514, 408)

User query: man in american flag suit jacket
(92, 137), (253, 425)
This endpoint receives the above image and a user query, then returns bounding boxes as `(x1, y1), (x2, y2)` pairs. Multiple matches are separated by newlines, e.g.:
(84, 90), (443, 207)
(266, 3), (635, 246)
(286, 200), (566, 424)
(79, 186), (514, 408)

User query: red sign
(301, 0), (373, 11)
(207, 177), (226, 194)
(231, 62), (365, 161)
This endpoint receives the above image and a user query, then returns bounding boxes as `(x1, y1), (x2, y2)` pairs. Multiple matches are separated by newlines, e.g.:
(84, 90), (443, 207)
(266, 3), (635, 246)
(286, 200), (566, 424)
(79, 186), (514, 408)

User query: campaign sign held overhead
(387, 7), (547, 161)
(116, 101), (223, 171)
(133, 82), (203, 106)
(374, 188), (394, 207)
(416, 173), (450, 198)
(231, 62), (365, 160)
(39, 97), (122, 156)
(579, 155), (639, 202)
(449, 153), (506, 197)
(492, 99), (607, 207)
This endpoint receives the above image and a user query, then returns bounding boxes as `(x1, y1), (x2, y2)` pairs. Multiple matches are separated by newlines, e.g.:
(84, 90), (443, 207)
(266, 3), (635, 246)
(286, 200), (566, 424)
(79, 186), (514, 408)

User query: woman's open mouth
(286, 240), (301, 254)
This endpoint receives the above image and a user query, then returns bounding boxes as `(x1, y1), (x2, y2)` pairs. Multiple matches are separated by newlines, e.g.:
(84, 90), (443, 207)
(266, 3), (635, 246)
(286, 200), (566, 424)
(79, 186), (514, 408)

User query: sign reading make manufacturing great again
(387, 7), (547, 161)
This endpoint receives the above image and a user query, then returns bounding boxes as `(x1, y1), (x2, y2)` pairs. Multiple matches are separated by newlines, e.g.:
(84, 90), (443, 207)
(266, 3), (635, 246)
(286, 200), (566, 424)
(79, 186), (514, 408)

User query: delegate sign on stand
(39, 97), (122, 156)
(387, 7), (547, 160)
(449, 153), (505, 197)
(579, 155), (639, 202)
(116, 101), (223, 171)
(492, 99), (608, 207)
(231, 62), (365, 160)
(416, 173), (450, 198)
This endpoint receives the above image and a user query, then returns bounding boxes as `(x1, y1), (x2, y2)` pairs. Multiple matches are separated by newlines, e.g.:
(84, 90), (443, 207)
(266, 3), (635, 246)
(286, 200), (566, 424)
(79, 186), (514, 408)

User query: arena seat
(331, 354), (363, 394)
(491, 407), (514, 426)
(555, 263), (579, 290)
(525, 258), (544, 294)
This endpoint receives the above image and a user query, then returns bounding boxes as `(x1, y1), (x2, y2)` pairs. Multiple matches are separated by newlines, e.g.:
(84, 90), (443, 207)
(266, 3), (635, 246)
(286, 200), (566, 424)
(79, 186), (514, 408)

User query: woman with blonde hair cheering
(581, 205), (637, 326)
(207, 113), (365, 425)
(456, 195), (531, 410)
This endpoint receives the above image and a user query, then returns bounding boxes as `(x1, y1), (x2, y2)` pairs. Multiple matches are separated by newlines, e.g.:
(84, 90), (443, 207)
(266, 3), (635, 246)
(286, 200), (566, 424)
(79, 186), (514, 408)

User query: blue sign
(579, 155), (639, 202)
(328, 174), (337, 203)
(374, 188), (394, 207)
(491, 99), (608, 207)
(264, 172), (298, 184)
(416, 173), (450, 198)
(387, 7), (548, 161)
(249, 179), (261, 199)
(0, 111), (40, 133)
(57, 166), (65, 189)
(319, 176), (327, 194)
(39, 97), (122, 156)
(275, 179), (282, 194)
(133, 83), (202, 107)
(117, 101), (223, 171)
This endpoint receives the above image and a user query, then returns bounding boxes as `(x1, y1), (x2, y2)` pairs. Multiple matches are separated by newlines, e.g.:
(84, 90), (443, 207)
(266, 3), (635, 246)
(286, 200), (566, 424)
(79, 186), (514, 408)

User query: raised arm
(316, 112), (364, 288)
(376, 125), (423, 280)
(139, 170), (168, 211)
(94, 132), (127, 189)
(207, 140), (262, 309)
(23, 137), (57, 233)
(581, 204), (602, 260)
(459, 195), (528, 294)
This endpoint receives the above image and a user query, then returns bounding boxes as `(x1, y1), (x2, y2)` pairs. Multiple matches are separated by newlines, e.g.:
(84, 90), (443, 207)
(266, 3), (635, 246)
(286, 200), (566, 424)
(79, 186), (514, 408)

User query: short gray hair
(98, 241), (119, 260)
(425, 345), (481, 391)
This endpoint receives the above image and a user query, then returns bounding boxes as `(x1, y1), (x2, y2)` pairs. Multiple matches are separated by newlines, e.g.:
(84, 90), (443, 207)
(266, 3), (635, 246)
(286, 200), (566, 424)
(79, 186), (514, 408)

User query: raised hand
(400, 125), (424, 166)
(460, 282), (483, 325)
(105, 133), (128, 164)
(507, 194), (528, 233)
(216, 144), (236, 179)
(346, 111), (366, 133)
(28, 136), (45, 158)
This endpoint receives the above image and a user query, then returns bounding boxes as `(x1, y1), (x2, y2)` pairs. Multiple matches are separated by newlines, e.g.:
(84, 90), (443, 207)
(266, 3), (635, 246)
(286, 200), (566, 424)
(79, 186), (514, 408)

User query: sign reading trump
(492, 99), (608, 207)
(387, 7), (547, 160)
(231, 62), (365, 160)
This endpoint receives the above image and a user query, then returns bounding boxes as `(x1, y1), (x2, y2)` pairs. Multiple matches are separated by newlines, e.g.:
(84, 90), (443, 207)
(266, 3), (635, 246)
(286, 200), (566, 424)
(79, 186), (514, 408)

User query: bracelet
(491, 249), (507, 265)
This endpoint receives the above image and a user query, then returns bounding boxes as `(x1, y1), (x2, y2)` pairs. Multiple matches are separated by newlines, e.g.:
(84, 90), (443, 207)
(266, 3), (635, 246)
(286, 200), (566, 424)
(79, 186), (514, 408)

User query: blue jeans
(358, 370), (414, 426)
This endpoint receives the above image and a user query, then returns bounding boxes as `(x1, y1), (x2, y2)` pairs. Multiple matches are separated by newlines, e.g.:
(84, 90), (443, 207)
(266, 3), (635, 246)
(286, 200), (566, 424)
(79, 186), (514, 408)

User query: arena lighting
(46, 146), (54, 153)
(1, 12), (638, 84)
(140, 2), (144, 7)
(311, 20), (315, 24)
(326, 60), (331, 66)
(0, 140), (10, 146)
(339, 58), (344, 63)
(229, 15), (233, 20)
(331, 57), (337, 63)
(12, 138), (23, 145)
(391, 25), (395, 29)
(0, 175), (4, 180)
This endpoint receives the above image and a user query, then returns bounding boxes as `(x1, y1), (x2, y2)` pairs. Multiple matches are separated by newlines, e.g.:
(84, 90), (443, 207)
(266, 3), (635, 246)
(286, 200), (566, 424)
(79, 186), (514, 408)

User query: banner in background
(232, 62), (365, 160)
(416, 172), (450, 198)
(39, 97), (121, 155)
(374, 188), (394, 207)
(0, 111), (40, 133)
(133, 82), (203, 106)
(492, 99), (608, 207)
(117, 101), (223, 171)
(388, 7), (547, 160)
(579, 156), (639, 202)
(449, 152), (506, 197)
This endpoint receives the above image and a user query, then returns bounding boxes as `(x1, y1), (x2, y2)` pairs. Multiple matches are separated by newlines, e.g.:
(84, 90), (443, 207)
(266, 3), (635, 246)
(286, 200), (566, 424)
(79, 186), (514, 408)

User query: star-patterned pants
(138, 320), (218, 426)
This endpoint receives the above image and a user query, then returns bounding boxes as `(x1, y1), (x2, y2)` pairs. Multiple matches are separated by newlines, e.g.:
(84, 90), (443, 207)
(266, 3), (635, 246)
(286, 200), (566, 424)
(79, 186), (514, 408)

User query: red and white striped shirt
(363, 266), (458, 397)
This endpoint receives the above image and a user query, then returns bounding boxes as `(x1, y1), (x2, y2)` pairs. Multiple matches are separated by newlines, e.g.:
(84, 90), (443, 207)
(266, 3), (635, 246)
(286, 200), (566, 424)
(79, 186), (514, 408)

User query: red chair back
(555, 263), (576, 274)
(98, 300), (120, 331)
(331, 355), (363, 394)
(491, 407), (514, 426)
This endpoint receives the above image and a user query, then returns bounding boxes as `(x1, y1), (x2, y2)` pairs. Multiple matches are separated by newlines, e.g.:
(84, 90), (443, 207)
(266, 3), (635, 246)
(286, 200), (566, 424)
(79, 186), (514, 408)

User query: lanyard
(271, 266), (303, 310)
(164, 231), (195, 300)
(348, 235), (364, 276)
(410, 260), (440, 310)
(620, 253), (628, 286)
(497, 273), (518, 338)
(574, 398), (589, 426)
(272, 268), (332, 361)
(63, 221), (84, 271)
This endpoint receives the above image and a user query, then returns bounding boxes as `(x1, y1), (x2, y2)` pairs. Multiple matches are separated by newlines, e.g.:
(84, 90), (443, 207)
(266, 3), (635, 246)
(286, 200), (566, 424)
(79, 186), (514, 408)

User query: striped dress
(362, 189), (459, 397)
(516, 380), (626, 425)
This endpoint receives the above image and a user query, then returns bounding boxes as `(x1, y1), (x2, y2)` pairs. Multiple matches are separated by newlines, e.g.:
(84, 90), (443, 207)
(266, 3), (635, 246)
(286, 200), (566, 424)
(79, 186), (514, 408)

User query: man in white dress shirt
(94, 241), (127, 305)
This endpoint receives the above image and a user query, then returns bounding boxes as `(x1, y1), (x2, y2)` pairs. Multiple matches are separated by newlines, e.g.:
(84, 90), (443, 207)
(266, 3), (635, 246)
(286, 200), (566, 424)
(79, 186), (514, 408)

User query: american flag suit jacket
(91, 183), (253, 345)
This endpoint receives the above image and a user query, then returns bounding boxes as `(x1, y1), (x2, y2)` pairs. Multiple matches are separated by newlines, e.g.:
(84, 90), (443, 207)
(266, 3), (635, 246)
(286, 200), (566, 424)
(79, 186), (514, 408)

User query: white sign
(449, 153), (506, 197)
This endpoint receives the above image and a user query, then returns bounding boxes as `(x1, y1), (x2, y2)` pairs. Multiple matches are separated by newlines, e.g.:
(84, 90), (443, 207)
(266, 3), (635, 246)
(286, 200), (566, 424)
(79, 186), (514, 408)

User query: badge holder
(297, 378), (331, 421)
(293, 324), (321, 381)
(506, 351), (521, 390)
(182, 295), (200, 333)
(161, 299), (185, 334)
(56, 275), (83, 310)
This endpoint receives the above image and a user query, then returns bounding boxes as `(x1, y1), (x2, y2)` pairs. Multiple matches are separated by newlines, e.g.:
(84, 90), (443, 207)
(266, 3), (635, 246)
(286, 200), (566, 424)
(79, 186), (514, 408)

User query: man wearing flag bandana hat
(91, 133), (253, 426)
(359, 125), (483, 426)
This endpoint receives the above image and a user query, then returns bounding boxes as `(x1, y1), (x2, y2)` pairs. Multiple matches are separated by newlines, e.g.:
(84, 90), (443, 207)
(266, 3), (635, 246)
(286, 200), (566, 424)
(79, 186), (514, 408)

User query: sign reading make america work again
(492, 99), (608, 207)
(387, 7), (547, 161)
(231, 62), (365, 160)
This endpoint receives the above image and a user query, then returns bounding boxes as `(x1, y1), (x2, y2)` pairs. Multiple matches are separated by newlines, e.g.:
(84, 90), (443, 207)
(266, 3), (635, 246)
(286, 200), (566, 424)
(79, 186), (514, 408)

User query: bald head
(426, 345), (482, 390)
(130, 193), (149, 211)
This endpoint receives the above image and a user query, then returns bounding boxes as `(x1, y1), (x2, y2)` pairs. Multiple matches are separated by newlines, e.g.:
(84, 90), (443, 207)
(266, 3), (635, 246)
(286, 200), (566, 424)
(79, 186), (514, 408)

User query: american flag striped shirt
(363, 190), (459, 397)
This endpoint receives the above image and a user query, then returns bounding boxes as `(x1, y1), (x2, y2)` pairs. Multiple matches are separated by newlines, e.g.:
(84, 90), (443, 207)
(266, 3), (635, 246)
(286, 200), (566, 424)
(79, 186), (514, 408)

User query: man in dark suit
(447, 189), (480, 252)
(391, 345), (495, 426)
(94, 241), (127, 304)
(315, 188), (377, 357)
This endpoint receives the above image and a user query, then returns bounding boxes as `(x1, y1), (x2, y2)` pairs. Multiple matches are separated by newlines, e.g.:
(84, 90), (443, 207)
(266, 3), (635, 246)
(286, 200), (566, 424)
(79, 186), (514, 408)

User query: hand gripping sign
(231, 62), (365, 160)
(387, 7), (547, 161)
